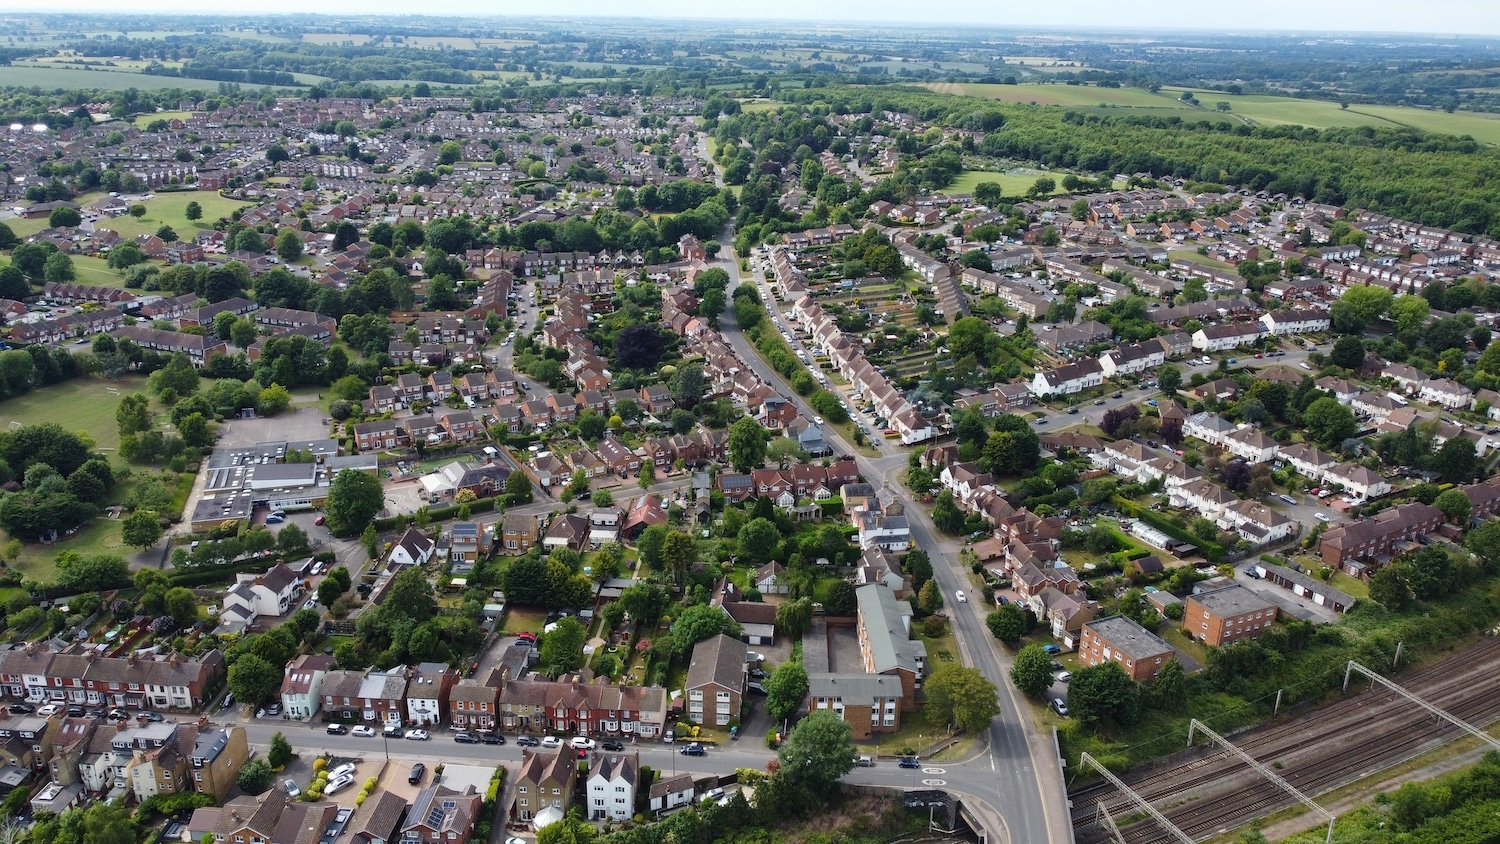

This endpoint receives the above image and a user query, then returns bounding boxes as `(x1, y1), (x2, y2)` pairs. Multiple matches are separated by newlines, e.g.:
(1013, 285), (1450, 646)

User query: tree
(326, 468), (383, 534)
(670, 603), (736, 656)
(948, 316), (996, 363)
(1434, 488), (1472, 524)
(1158, 364), (1182, 394)
(925, 664), (1001, 732)
(728, 416), (768, 473)
(107, 241), (145, 270)
(932, 490), (965, 534)
(318, 576), (346, 607)
(986, 607), (1026, 648)
(237, 758), (273, 795)
(1432, 436), (1479, 484)
(1150, 659), (1187, 713)
(764, 660), (809, 722)
(661, 530), (696, 588)
(637, 523), (669, 571)
(1389, 295), (1430, 334)
(1330, 335), (1365, 369)
(0, 265), (28, 300)
(257, 384), (291, 416)
(163, 587), (200, 627)
(918, 579), (943, 614)
(185, 200), (202, 221)
(537, 816), (597, 844)
(777, 710), (854, 798)
(1010, 644), (1055, 699)
(1331, 285), (1393, 333)
(58, 553), (129, 592)
(774, 597), (814, 639)
(737, 518), (782, 566)
(121, 509), (164, 549)
(268, 733), (294, 769)
(539, 616), (587, 677)
(227, 653), (281, 706)
(1466, 520), (1500, 572)
(1303, 397), (1357, 449)
(1369, 563), (1413, 610)
(44, 252), (76, 283)
(275, 229), (303, 262)
(1028, 176), (1056, 198)
(385, 568), (436, 623)
(823, 580), (857, 616)
(48, 206), (81, 228)
(1067, 661), (1143, 730)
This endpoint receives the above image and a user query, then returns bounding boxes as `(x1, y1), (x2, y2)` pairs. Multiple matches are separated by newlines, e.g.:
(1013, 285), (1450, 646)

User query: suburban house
(402, 784), (482, 844)
(586, 753), (638, 821)
(448, 679), (499, 732)
(388, 528), (437, 568)
(512, 750), (576, 823)
(279, 655), (334, 722)
(1317, 502), (1442, 566)
(222, 563), (301, 620)
(495, 678), (668, 738)
(1078, 615), (1175, 682)
(404, 663), (457, 727)
(683, 634), (746, 728)
(648, 772), (695, 814)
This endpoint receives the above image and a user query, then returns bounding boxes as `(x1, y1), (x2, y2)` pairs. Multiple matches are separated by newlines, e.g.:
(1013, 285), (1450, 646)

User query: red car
(314, 515), (326, 526)
(517, 632), (538, 644)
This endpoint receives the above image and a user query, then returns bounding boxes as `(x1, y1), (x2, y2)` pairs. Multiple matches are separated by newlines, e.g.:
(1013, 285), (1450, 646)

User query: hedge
(372, 495), (501, 531)
(1113, 496), (1226, 561)
(168, 556), (287, 588)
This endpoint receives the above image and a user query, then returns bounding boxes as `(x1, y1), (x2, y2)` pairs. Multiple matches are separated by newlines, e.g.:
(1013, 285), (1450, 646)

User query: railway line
(1068, 637), (1500, 844)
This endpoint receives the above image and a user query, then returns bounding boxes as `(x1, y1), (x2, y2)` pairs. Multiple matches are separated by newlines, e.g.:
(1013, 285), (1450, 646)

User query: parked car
(408, 763), (426, 785)
(350, 726), (376, 737)
(1043, 644), (1062, 655)
(38, 704), (60, 717)
(327, 724), (349, 735)
(9, 703), (34, 715)
(1316, 513), (1332, 522)
(405, 729), (430, 741)
(855, 755), (875, 767)
(326, 775), (356, 795)
(897, 757), (921, 769)
(680, 743), (706, 756)
(481, 732), (505, 745)
(329, 763), (356, 780)
(1051, 699), (1070, 717)
(266, 515), (284, 524)
(283, 779), (301, 798)
(541, 736), (563, 749)
(453, 732), (479, 744)
(601, 739), (625, 752)
(314, 515), (326, 526)
(1055, 671), (1072, 684)
(570, 736), (596, 750)
(516, 735), (540, 747)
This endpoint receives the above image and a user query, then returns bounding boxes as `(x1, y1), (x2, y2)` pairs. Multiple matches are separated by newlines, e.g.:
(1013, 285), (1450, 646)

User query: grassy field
(947, 169), (1062, 197)
(97, 191), (252, 240)
(1168, 250), (1235, 271)
(132, 111), (193, 129)
(0, 66), (232, 92)
(0, 376), (145, 455)
(931, 81), (1500, 145)
(68, 255), (130, 288)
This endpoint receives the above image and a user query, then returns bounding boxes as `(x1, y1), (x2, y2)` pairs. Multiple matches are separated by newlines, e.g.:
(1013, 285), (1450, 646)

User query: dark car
(601, 739), (624, 752)
(408, 763), (426, 785)
(326, 724), (349, 735)
(897, 757), (921, 769)
(67, 706), (85, 718)
(515, 735), (540, 747)
(453, 732), (479, 744)
(8, 703), (33, 715)
(480, 732), (505, 745)
(680, 743), (706, 757)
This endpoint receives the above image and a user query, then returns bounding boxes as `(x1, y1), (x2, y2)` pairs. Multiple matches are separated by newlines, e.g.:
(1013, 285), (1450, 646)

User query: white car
(1055, 671), (1072, 683)
(329, 763), (357, 780)
(1316, 513), (1332, 522)
(325, 775), (356, 795)
(37, 704), (60, 717)
(569, 736), (596, 750)
(541, 736), (563, 749)
(350, 725), (376, 737)
(405, 729), (431, 741)
(955, 590), (966, 603)
(813, 416), (823, 425)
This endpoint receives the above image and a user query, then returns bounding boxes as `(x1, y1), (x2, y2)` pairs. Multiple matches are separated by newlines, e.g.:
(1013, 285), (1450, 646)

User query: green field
(947, 169), (1062, 197)
(931, 81), (1500, 146)
(132, 111), (193, 129)
(68, 255), (130, 288)
(1168, 250), (1235, 271)
(0, 376), (145, 455)
(0, 66), (236, 92)
(95, 191), (252, 240)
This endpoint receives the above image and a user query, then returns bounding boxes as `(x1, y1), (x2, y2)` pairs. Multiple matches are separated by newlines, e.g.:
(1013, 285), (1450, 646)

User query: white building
(1031, 359), (1105, 397)
(221, 563), (300, 619)
(1223, 427), (1280, 464)
(586, 753), (638, 821)
(388, 526), (436, 567)
(1098, 342), (1166, 377)
(280, 654), (332, 722)
(1259, 308), (1330, 335)
(648, 773), (695, 814)
(1420, 378), (1472, 410)
(1325, 463), (1393, 501)
(1192, 323), (1265, 351)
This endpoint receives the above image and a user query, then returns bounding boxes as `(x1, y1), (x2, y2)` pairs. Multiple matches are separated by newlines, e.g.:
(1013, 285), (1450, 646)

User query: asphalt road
(715, 236), (1068, 844)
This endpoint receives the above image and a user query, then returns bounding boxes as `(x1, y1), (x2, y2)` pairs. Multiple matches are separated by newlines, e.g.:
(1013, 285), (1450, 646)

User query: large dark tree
(614, 324), (668, 370)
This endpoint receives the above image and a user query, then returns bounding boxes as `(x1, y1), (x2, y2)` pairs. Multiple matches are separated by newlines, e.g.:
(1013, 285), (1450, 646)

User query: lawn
(9, 516), (128, 584)
(947, 169), (1062, 198)
(68, 255), (131, 288)
(1168, 250), (1236, 272)
(502, 606), (546, 636)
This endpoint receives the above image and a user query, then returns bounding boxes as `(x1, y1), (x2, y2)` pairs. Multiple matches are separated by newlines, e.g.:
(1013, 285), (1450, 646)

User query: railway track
(1068, 637), (1500, 844)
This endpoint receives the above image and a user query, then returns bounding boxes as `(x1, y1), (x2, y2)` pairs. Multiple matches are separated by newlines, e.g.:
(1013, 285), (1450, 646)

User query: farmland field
(928, 82), (1173, 108)
(0, 66), (236, 92)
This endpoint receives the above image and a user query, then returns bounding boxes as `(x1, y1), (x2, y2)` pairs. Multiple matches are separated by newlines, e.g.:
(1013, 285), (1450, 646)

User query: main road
(714, 235), (1070, 844)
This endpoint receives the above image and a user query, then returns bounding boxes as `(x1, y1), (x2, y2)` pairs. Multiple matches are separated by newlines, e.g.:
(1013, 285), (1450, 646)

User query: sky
(17, 1), (1500, 36)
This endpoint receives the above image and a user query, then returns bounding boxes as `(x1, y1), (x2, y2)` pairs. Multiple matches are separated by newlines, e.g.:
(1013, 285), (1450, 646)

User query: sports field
(947, 169), (1062, 197)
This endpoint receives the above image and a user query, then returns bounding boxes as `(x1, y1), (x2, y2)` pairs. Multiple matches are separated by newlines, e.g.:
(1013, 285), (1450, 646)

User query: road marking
(922, 767), (946, 774)
(921, 778), (947, 786)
